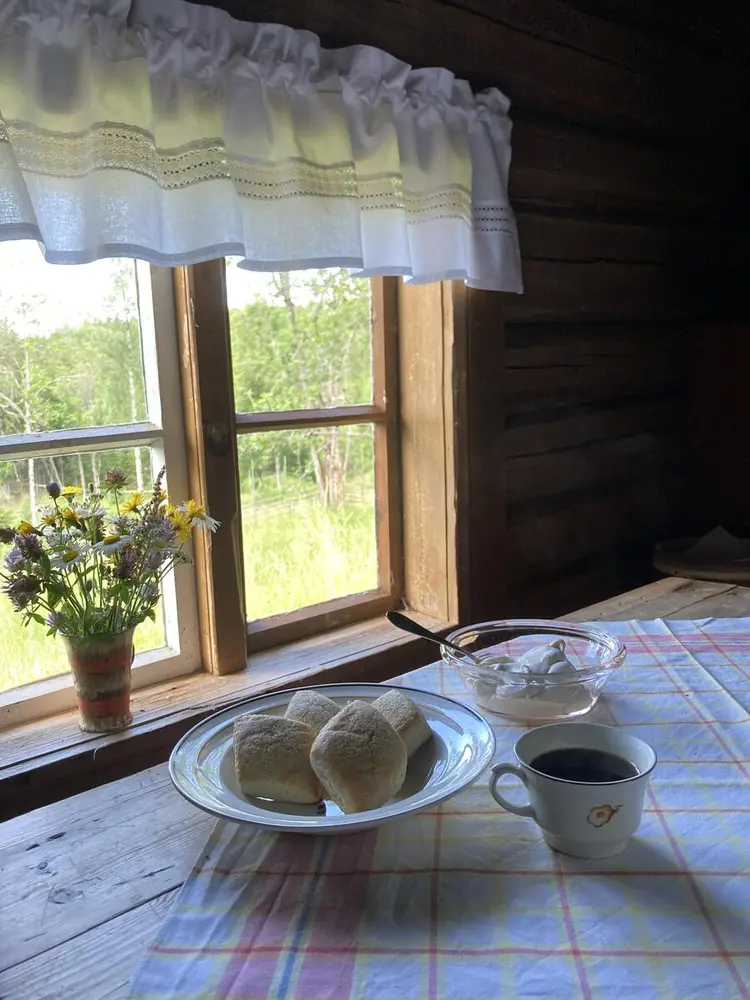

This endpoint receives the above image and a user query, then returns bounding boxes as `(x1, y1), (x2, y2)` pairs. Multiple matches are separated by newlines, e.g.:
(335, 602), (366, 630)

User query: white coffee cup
(489, 722), (657, 859)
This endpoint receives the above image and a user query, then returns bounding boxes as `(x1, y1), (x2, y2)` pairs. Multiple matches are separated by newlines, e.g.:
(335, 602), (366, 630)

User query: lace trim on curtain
(1, 119), (476, 225)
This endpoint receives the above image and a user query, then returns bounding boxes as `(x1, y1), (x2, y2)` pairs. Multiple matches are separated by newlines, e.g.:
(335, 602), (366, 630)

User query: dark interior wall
(199, 0), (749, 617)
(688, 327), (750, 538)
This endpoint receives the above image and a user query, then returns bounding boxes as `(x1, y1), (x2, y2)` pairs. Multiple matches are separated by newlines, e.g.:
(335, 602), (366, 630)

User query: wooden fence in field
(242, 483), (371, 517)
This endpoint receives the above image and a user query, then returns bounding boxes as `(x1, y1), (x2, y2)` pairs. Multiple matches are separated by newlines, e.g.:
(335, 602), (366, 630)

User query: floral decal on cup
(587, 804), (621, 827)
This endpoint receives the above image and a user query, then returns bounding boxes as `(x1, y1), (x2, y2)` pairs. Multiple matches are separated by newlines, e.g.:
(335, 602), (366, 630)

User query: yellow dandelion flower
(169, 510), (192, 543)
(41, 512), (59, 527)
(183, 499), (206, 520)
(60, 485), (83, 498)
(17, 520), (36, 535)
(179, 499), (219, 532)
(62, 508), (80, 524)
(121, 491), (146, 514)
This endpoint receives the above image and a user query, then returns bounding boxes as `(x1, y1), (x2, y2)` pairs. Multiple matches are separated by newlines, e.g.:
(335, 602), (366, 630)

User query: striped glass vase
(62, 629), (135, 733)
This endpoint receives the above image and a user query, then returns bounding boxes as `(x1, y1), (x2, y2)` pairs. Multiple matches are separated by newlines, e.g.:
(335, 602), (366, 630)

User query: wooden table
(564, 575), (750, 622)
(3, 576), (750, 1000)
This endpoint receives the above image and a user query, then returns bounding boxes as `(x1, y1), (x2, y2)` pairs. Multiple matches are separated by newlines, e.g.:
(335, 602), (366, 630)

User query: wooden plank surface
(510, 118), (742, 220)
(507, 430), (681, 504)
(506, 398), (683, 459)
(569, 0), (750, 61)
(3, 577), (750, 999)
(0, 765), (213, 999)
(499, 318), (688, 613)
(0, 764), (209, 999)
(506, 477), (678, 585)
(460, 287), (508, 623)
(398, 282), (457, 621)
(0, 890), (180, 1000)
(0, 768), (212, 970)
(504, 260), (691, 324)
(566, 576), (746, 622)
(503, 324), (687, 414)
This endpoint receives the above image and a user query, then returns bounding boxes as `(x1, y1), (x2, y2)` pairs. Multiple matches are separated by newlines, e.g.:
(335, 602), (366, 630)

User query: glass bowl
(441, 619), (626, 723)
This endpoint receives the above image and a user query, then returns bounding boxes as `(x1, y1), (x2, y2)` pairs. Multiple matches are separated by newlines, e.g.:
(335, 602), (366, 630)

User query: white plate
(169, 682), (496, 834)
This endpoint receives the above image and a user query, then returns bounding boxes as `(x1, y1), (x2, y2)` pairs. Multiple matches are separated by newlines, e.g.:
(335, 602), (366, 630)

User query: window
(1, 251), (461, 725)
(0, 247), (199, 724)
(183, 262), (403, 657)
(176, 261), (460, 680)
(232, 268), (402, 648)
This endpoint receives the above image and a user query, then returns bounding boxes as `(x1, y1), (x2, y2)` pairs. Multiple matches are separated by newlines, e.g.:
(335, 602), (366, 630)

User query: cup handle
(489, 763), (537, 819)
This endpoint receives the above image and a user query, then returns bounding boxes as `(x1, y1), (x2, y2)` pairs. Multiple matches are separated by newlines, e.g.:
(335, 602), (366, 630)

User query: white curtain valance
(0, 0), (522, 291)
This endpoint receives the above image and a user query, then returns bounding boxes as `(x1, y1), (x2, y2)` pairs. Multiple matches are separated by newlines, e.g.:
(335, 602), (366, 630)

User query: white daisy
(75, 505), (106, 519)
(51, 544), (87, 569)
(96, 533), (132, 556)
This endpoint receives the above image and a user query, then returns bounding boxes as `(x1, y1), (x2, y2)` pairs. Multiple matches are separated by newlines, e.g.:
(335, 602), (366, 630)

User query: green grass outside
(242, 492), (377, 620)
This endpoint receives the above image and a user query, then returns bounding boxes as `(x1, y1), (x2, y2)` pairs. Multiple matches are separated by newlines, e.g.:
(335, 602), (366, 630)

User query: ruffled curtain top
(0, 0), (522, 291)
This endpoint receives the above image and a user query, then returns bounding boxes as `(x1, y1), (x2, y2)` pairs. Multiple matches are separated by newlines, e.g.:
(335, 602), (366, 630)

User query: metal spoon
(386, 610), (481, 666)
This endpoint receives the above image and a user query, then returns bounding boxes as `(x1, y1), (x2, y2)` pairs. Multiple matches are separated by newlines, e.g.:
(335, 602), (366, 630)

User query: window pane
(0, 242), (148, 433)
(238, 427), (378, 619)
(0, 448), (166, 693)
(227, 265), (374, 412)
(0, 447), (156, 515)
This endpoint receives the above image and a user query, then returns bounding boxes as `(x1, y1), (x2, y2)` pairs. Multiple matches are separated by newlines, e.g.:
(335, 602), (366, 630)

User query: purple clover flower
(14, 532), (43, 561)
(3, 575), (42, 609)
(114, 547), (137, 580)
(4, 548), (26, 572)
(146, 548), (164, 570)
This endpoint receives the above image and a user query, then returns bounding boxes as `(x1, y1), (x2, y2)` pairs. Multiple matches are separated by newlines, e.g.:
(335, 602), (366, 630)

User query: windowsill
(0, 611), (453, 821)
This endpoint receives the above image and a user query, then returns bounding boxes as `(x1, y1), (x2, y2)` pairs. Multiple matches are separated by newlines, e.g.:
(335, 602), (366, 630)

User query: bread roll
(233, 714), (322, 803)
(285, 689), (340, 734)
(310, 701), (407, 813)
(373, 689), (432, 756)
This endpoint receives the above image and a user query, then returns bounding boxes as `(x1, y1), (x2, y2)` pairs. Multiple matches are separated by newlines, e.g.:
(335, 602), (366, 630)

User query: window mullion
(173, 261), (247, 676)
(372, 277), (404, 602)
(135, 261), (165, 431)
(236, 404), (385, 434)
(0, 423), (162, 462)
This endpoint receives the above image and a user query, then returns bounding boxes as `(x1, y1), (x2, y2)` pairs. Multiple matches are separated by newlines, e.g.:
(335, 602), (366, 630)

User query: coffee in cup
(489, 722), (656, 859)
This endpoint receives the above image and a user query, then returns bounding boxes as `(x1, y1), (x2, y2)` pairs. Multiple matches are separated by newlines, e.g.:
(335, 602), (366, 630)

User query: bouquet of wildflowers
(0, 467), (218, 638)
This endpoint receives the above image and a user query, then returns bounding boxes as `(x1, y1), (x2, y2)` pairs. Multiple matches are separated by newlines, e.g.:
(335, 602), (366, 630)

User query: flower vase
(62, 629), (135, 733)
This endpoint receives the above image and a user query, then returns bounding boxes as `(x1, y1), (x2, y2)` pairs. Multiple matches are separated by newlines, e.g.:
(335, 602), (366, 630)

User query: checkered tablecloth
(129, 619), (750, 1000)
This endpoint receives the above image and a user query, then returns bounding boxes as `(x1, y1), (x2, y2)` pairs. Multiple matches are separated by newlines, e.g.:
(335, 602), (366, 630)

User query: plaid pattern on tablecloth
(129, 619), (750, 1000)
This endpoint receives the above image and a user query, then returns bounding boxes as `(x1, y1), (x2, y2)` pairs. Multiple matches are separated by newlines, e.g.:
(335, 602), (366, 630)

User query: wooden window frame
(175, 262), (404, 667)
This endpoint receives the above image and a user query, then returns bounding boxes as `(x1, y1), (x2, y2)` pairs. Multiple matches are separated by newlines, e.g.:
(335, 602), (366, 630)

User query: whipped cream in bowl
(441, 621), (626, 723)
